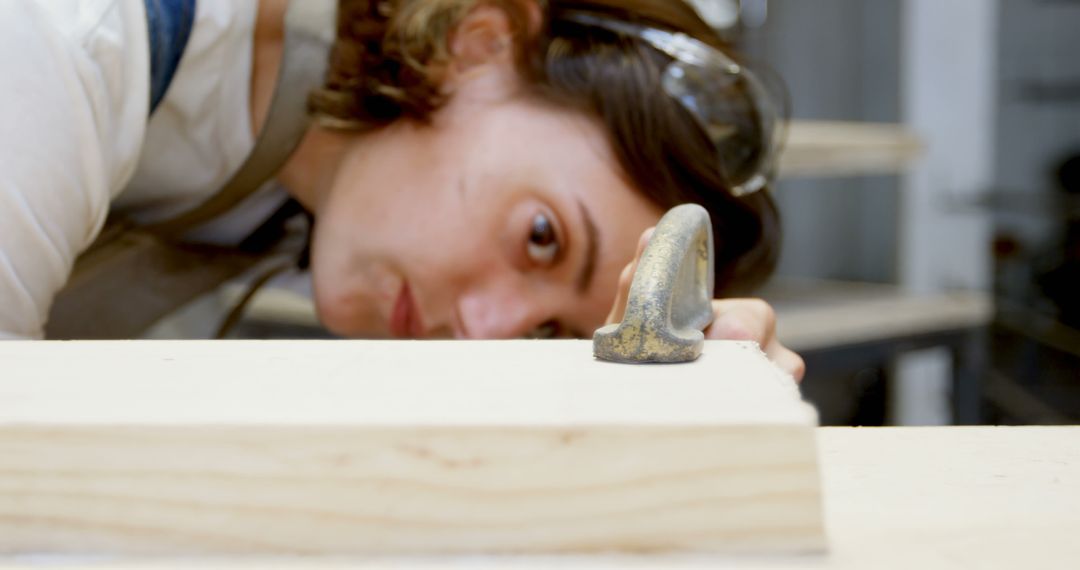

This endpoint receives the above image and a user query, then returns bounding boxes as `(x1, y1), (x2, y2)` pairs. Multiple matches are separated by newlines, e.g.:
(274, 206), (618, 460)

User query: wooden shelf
(760, 278), (992, 352)
(780, 120), (923, 179)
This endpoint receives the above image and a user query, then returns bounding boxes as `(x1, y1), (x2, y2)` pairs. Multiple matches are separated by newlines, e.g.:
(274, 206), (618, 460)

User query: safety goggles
(560, 12), (784, 197)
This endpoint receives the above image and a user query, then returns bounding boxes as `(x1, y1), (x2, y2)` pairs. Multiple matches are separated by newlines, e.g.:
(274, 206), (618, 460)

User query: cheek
(306, 186), (507, 336)
(307, 215), (396, 337)
(312, 288), (365, 337)
(308, 223), (369, 336)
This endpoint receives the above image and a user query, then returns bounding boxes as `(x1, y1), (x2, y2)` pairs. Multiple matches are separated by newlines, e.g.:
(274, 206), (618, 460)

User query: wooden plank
(0, 340), (823, 556)
(779, 121), (923, 179)
(760, 279), (991, 352)
(3, 427), (1077, 569)
(817, 426), (1080, 569)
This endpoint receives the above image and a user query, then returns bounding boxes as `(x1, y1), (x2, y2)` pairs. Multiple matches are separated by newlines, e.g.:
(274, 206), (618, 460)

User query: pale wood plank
(780, 121), (923, 179)
(0, 340), (823, 556)
(3, 427), (1076, 569)
(818, 426), (1080, 569)
(0, 341), (811, 426)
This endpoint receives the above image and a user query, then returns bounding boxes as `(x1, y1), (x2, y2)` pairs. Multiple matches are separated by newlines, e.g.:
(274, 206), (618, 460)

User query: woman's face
(309, 95), (663, 339)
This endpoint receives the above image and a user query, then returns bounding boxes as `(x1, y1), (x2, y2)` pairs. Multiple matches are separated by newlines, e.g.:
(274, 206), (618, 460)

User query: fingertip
(707, 313), (758, 342)
(637, 227), (655, 256)
(783, 351), (806, 383)
(618, 261), (634, 288)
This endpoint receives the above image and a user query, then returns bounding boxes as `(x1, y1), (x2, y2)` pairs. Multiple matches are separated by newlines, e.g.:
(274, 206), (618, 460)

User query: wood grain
(2, 428), (1077, 569)
(0, 340), (823, 556)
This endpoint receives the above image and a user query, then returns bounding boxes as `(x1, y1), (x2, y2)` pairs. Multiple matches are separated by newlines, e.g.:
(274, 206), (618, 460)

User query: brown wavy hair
(309, 0), (781, 295)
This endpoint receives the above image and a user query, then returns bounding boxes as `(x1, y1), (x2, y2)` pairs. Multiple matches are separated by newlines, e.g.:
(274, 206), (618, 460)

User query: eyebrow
(575, 201), (600, 294)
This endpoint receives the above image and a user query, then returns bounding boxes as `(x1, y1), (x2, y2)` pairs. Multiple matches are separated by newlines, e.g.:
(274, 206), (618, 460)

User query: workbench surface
(5, 426), (1078, 569)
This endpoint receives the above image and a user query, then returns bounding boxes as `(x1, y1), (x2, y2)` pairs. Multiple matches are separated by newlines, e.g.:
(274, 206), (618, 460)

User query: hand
(606, 229), (805, 382)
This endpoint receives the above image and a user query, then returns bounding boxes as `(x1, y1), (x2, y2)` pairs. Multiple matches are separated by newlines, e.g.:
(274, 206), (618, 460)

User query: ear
(448, 5), (517, 74)
(436, 2), (544, 107)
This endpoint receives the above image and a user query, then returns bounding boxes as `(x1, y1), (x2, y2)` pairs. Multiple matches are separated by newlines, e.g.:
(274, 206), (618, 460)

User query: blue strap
(145, 0), (196, 114)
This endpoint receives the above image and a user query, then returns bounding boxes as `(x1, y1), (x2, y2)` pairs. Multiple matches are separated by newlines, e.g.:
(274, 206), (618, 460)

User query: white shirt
(0, 0), (270, 339)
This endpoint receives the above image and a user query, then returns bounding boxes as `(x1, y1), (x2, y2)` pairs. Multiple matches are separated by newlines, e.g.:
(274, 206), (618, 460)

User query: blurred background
(151, 0), (1080, 427)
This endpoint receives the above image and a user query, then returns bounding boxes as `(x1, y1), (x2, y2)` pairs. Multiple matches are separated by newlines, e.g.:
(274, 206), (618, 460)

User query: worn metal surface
(593, 204), (715, 363)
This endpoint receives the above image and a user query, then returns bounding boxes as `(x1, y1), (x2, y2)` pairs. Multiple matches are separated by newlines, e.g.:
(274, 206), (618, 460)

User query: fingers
(636, 227), (654, 257)
(706, 298), (805, 382)
(605, 227), (655, 326)
(603, 263), (633, 326)
(707, 298), (774, 342)
(767, 342), (806, 382)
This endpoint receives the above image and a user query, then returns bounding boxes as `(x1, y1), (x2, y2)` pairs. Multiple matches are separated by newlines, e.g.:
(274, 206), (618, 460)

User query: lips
(390, 282), (424, 338)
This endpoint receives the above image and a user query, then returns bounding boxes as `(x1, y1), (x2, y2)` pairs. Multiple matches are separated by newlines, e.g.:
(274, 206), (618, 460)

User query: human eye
(524, 320), (563, 339)
(524, 320), (590, 340)
(526, 212), (561, 266)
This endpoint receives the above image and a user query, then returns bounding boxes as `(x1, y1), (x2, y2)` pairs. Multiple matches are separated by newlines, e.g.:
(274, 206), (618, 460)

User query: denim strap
(144, 0), (196, 114)
(145, 0), (337, 238)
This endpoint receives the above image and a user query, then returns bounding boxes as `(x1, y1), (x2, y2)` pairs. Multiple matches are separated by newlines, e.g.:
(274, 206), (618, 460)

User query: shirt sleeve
(0, 0), (149, 338)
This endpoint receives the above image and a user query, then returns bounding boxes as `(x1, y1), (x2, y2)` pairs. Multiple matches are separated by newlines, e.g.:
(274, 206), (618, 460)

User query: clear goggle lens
(562, 13), (785, 196)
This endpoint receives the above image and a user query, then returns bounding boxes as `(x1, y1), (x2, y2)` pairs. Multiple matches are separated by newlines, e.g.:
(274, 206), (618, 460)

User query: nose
(455, 276), (546, 339)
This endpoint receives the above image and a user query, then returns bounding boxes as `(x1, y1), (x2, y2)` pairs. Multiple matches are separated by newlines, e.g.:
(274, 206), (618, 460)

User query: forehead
(471, 98), (613, 161)
(464, 98), (659, 215)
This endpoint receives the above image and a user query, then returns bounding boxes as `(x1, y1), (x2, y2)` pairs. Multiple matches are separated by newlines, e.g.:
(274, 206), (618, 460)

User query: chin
(312, 291), (383, 339)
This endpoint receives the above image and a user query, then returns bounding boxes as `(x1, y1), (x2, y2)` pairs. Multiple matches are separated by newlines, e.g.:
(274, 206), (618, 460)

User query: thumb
(605, 227), (654, 326)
